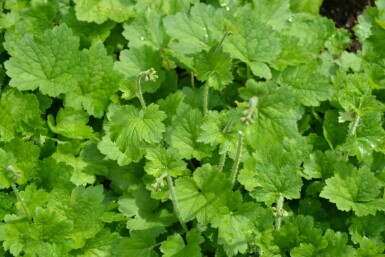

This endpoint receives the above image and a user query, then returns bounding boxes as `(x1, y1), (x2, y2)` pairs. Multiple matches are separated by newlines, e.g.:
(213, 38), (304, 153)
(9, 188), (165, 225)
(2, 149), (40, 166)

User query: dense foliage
(1, 0), (385, 256)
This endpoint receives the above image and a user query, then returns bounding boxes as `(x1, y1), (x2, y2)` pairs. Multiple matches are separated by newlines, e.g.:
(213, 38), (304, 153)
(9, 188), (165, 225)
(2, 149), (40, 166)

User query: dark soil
(320, 0), (374, 51)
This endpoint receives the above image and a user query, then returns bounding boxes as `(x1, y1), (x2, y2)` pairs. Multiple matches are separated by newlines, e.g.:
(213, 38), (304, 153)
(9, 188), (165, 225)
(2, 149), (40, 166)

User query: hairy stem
(218, 117), (235, 173)
(275, 194), (285, 231)
(218, 153), (227, 173)
(343, 113), (361, 162)
(203, 81), (209, 117)
(166, 173), (188, 232)
(136, 74), (147, 110)
(230, 131), (244, 185)
(11, 184), (33, 224)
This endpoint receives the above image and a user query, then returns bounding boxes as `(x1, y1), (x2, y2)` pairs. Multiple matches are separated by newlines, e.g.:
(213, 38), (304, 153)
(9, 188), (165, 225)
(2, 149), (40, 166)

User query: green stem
(343, 114), (361, 162)
(230, 131), (244, 185)
(218, 153), (227, 173)
(191, 71), (195, 89)
(203, 81), (209, 117)
(166, 173), (188, 232)
(275, 194), (285, 231)
(215, 31), (231, 52)
(11, 184), (33, 224)
(136, 74), (146, 110)
(246, 64), (251, 79)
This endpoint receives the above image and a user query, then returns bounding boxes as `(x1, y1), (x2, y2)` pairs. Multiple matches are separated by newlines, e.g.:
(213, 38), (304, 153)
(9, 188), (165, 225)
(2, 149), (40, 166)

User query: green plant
(1, 0), (385, 256)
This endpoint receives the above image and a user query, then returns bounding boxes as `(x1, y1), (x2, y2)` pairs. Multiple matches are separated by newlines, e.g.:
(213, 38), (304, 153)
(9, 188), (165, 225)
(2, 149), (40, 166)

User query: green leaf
(48, 186), (105, 249)
(108, 104), (167, 162)
(318, 230), (356, 256)
(36, 157), (74, 192)
(48, 108), (95, 140)
(160, 228), (204, 257)
(211, 203), (271, 257)
(165, 103), (214, 160)
(244, 142), (305, 204)
(71, 229), (119, 257)
(53, 142), (109, 186)
(115, 45), (165, 93)
(251, 0), (291, 30)
(144, 146), (188, 178)
(197, 110), (238, 154)
(193, 47), (233, 90)
(174, 164), (239, 224)
(98, 135), (132, 166)
(320, 164), (385, 216)
(322, 110), (349, 149)
(123, 9), (166, 50)
(290, 0), (322, 15)
(64, 42), (121, 118)
(243, 84), (301, 148)
(5, 24), (84, 97)
(0, 88), (45, 142)
(115, 230), (158, 257)
(223, 9), (280, 79)
(118, 184), (176, 234)
(349, 215), (385, 244)
(342, 112), (385, 161)
(73, 0), (135, 24)
(277, 62), (333, 106)
(17, 183), (51, 217)
(163, 3), (224, 55)
(62, 8), (116, 47)
(303, 150), (343, 180)
(1, 139), (40, 187)
(25, 207), (74, 256)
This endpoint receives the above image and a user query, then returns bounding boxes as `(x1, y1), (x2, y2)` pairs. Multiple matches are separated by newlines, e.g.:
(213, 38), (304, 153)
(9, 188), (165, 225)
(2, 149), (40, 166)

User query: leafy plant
(1, 0), (385, 256)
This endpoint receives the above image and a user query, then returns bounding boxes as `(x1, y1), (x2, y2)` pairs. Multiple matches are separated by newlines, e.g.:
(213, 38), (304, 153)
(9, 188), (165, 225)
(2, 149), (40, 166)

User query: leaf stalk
(230, 131), (244, 185)
(166, 173), (188, 232)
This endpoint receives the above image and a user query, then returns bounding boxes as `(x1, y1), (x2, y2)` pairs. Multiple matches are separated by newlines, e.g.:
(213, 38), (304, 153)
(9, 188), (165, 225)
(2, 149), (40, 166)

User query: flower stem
(218, 153), (227, 173)
(343, 113), (361, 162)
(136, 74), (147, 110)
(230, 131), (244, 185)
(203, 81), (209, 117)
(275, 194), (285, 231)
(11, 184), (33, 224)
(166, 173), (188, 232)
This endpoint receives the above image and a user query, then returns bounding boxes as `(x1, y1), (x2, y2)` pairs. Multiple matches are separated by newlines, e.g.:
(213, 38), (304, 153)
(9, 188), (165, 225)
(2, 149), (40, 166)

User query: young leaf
(165, 103), (214, 160)
(160, 228), (204, 257)
(108, 104), (167, 162)
(48, 107), (95, 140)
(193, 47), (233, 90)
(320, 164), (385, 216)
(5, 24), (84, 97)
(197, 110), (238, 154)
(0, 88), (45, 142)
(144, 146), (188, 178)
(115, 45), (165, 93)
